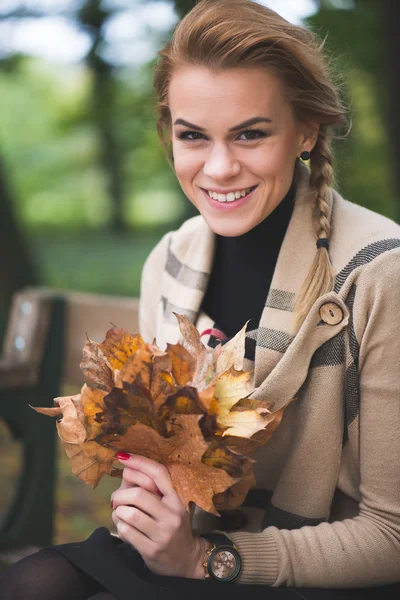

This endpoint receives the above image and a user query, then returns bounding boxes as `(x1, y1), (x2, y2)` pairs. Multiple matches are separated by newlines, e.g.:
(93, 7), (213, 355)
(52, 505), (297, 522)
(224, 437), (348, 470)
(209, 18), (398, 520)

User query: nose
(203, 143), (241, 181)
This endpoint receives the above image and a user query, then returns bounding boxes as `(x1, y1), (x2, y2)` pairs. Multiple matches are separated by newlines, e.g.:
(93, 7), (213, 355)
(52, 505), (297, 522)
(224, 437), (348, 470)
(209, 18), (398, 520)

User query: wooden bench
(0, 287), (139, 552)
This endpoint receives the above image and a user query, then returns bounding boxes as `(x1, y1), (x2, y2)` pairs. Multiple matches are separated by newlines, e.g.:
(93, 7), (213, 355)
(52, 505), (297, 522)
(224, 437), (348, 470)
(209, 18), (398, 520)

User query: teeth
(207, 187), (253, 202)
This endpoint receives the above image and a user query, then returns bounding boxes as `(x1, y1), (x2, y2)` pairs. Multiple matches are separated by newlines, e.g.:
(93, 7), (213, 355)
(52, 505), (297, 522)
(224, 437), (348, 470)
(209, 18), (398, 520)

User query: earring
(300, 150), (311, 161)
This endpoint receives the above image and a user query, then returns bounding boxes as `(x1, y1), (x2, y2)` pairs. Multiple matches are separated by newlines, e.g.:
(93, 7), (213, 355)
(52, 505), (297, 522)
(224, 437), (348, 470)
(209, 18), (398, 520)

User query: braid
(293, 127), (336, 333)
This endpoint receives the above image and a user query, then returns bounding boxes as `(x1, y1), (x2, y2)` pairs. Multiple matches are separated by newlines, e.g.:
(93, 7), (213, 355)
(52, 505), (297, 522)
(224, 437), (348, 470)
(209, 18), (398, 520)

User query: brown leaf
(31, 405), (63, 418)
(116, 348), (153, 388)
(80, 384), (108, 439)
(213, 456), (256, 510)
(99, 327), (146, 371)
(80, 338), (114, 391)
(96, 384), (166, 441)
(173, 314), (212, 385)
(163, 386), (205, 415)
(108, 414), (237, 515)
(201, 440), (248, 478)
(166, 343), (196, 386)
(150, 352), (175, 411)
(33, 394), (116, 487)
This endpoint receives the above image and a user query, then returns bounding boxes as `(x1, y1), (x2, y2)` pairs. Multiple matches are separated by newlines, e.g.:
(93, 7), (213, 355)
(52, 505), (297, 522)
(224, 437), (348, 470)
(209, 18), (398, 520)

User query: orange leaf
(166, 343), (196, 386)
(99, 327), (146, 371)
(107, 414), (237, 515)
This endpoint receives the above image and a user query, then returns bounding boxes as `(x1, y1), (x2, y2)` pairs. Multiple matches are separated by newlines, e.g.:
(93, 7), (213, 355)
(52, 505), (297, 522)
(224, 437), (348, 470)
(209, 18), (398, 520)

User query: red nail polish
(116, 452), (131, 460)
(110, 501), (114, 509)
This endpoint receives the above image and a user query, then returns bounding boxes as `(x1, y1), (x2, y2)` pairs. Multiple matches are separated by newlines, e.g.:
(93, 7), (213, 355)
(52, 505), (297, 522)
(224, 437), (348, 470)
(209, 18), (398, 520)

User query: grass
(30, 229), (167, 297)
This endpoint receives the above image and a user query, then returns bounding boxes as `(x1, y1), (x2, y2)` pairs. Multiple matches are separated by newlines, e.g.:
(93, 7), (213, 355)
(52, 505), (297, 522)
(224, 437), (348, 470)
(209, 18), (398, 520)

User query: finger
(115, 518), (154, 557)
(116, 453), (177, 499)
(112, 487), (170, 522)
(114, 505), (159, 542)
(119, 466), (163, 496)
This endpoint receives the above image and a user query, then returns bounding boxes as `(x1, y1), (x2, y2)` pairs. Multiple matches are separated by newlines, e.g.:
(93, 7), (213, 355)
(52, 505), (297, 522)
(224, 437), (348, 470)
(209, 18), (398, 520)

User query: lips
(201, 184), (258, 210)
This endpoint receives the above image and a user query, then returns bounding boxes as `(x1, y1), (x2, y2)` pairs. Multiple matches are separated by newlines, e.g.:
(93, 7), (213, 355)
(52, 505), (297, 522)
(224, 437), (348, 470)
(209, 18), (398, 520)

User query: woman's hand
(111, 453), (209, 579)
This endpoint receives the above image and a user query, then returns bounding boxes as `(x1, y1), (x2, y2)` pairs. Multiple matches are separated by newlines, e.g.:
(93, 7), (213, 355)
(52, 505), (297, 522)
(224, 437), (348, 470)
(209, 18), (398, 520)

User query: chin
(204, 217), (256, 237)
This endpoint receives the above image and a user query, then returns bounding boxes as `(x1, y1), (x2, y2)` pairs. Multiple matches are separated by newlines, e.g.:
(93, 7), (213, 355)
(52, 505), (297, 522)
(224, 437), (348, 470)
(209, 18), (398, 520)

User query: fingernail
(116, 452), (131, 460)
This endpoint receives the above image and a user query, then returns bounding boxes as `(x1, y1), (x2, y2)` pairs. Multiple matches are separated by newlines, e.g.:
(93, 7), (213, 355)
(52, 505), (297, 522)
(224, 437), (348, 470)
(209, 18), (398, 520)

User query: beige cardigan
(138, 162), (400, 588)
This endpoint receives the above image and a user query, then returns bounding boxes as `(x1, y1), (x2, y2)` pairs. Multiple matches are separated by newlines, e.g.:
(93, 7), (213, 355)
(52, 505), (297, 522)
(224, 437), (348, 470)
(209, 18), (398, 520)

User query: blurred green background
(0, 0), (399, 548)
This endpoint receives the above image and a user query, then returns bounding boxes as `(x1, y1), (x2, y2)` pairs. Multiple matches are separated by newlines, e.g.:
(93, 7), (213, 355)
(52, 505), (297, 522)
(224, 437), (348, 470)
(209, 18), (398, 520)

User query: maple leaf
(80, 338), (113, 392)
(174, 313), (214, 386)
(99, 327), (147, 371)
(214, 368), (252, 420)
(106, 414), (237, 515)
(32, 318), (290, 514)
(214, 321), (249, 376)
(213, 456), (256, 510)
(165, 342), (196, 386)
(221, 403), (288, 456)
(32, 394), (116, 487)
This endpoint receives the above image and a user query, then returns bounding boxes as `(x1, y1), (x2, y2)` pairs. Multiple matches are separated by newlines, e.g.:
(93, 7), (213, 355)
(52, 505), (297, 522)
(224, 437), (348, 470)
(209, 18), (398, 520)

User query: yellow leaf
(215, 321), (249, 376)
(99, 327), (146, 370)
(219, 408), (276, 439)
(214, 367), (252, 419)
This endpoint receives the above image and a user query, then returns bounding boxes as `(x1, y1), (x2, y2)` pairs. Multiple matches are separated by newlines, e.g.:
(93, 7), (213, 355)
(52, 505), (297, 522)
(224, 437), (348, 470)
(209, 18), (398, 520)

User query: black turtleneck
(201, 181), (296, 339)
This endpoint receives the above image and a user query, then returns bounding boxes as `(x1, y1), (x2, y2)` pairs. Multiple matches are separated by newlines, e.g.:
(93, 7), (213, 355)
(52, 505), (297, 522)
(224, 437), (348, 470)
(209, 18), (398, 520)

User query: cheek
(174, 152), (202, 190)
(246, 139), (297, 178)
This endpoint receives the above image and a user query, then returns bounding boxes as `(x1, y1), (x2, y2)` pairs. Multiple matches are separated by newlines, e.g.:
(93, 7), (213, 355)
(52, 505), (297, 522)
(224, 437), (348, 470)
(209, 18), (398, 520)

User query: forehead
(168, 66), (289, 125)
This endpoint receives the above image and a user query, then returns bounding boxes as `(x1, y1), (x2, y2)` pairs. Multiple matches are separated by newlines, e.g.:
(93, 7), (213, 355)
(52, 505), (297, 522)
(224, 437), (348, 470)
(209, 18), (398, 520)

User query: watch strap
(200, 532), (234, 548)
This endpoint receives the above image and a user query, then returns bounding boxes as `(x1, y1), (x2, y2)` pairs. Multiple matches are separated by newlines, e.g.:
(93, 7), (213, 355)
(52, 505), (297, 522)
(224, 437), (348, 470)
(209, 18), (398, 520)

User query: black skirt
(46, 526), (400, 600)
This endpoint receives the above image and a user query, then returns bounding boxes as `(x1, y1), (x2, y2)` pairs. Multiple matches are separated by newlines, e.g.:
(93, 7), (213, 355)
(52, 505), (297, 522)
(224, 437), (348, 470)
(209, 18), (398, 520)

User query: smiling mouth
(202, 185), (258, 203)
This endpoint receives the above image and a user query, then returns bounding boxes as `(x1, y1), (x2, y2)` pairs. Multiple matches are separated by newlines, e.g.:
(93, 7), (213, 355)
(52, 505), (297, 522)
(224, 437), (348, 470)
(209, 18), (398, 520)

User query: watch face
(210, 548), (239, 581)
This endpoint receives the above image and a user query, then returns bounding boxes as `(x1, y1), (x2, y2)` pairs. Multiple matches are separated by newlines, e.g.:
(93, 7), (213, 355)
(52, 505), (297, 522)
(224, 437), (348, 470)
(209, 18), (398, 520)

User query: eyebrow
(173, 117), (272, 132)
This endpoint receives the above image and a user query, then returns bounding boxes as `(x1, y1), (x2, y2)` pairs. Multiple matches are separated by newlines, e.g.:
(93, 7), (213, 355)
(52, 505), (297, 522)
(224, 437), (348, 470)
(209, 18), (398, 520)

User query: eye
(176, 131), (205, 141)
(238, 129), (267, 142)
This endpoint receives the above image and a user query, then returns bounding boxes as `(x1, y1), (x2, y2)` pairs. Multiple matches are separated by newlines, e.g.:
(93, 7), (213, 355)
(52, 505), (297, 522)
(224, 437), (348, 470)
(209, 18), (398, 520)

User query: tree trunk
(0, 152), (38, 341)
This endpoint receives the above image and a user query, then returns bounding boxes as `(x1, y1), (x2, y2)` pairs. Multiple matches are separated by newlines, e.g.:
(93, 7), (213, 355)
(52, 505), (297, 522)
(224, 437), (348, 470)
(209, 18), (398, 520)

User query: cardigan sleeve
(228, 249), (400, 588)
(138, 232), (171, 343)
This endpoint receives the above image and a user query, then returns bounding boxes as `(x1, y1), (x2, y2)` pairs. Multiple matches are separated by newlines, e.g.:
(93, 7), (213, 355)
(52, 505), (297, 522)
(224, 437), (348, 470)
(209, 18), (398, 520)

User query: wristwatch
(200, 532), (242, 583)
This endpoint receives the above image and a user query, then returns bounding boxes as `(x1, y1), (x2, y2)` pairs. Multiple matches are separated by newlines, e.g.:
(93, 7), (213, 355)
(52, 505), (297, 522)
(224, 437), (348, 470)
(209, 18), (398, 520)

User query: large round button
(319, 302), (343, 325)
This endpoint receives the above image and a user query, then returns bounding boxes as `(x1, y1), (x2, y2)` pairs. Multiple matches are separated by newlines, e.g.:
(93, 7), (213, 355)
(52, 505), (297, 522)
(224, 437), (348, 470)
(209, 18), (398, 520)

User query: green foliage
(307, 6), (397, 220)
(0, 55), (185, 234)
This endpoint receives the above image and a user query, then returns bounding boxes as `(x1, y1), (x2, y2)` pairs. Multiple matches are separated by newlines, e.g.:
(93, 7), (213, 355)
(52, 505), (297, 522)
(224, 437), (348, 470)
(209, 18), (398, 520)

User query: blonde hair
(153, 0), (349, 332)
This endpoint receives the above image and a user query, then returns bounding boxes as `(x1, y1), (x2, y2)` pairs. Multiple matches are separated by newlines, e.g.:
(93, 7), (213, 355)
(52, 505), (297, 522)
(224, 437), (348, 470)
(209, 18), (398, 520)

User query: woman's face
(168, 66), (318, 236)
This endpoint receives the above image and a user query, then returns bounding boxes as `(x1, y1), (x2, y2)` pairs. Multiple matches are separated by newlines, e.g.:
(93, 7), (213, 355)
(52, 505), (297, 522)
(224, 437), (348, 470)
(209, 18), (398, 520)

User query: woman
(1, 0), (400, 598)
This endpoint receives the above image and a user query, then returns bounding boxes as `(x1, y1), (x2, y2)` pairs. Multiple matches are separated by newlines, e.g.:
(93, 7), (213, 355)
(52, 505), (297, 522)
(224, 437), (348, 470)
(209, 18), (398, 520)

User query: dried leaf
(116, 348), (153, 388)
(80, 338), (114, 391)
(34, 394), (115, 487)
(222, 405), (287, 455)
(214, 368), (252, 419)
(80, 384), (107, 439)
(107, 415), (237, 515)
(33, 319), (290, 513)
(173, 314), (212, 384)
(99, 327), (146, 371)
(219, 408), (277, 439)
(213, 456), (256, 510)
(166, 343), (196, 386)
(215, 321), (249, 376)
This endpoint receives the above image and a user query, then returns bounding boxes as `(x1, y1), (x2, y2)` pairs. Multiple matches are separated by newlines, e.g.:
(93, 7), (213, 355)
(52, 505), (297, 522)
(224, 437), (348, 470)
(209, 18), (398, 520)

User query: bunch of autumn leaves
(33, 315), (285, 515)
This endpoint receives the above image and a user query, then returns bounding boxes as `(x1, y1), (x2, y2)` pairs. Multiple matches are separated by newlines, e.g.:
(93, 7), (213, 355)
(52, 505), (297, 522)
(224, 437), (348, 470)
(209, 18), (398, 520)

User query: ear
(301, 122), (320, 153)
